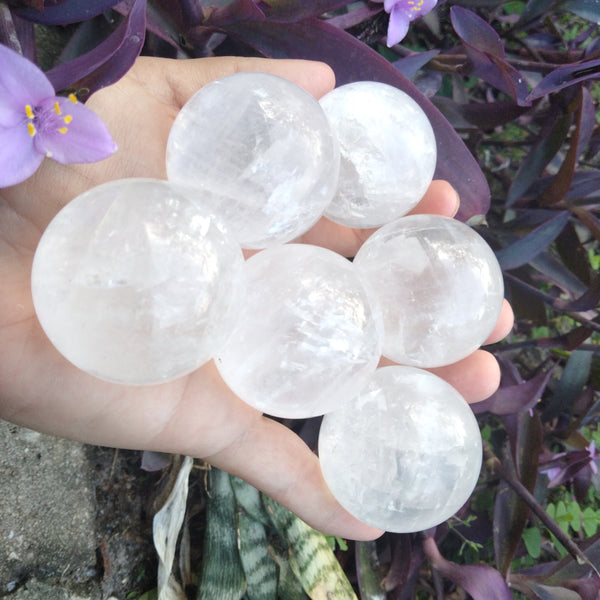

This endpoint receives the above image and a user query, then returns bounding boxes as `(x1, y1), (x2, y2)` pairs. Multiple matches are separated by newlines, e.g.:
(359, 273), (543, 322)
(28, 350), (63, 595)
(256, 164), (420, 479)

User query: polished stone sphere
(216, 244), (383, 418)
(31, 178), (245, 385)
(319, 81), (436, 228)
(319, 366), (482, 533)
(166, 72), (340, 249)
(354, 214), (504, 367)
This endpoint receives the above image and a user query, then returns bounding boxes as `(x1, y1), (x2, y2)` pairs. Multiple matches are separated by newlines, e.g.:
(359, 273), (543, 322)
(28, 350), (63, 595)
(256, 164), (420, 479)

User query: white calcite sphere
(166, 72), (340, 249)
(354, 214), (504, 368)
(319, 366), (482, 533)
(319, 81), (436, 228)
(31, 178), (245, 385)
(216, 244), (382, 418)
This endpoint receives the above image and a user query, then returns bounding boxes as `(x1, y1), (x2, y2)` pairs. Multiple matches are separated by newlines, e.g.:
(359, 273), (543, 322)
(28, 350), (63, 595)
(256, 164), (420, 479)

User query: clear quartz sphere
(31, 178), (245, 385)
(166, 72), (340, 249)
(319, 366), (482, 533)
(319, 81), (436, 228)
(354, 214), (504, 368)
(215, 244), (383, 418)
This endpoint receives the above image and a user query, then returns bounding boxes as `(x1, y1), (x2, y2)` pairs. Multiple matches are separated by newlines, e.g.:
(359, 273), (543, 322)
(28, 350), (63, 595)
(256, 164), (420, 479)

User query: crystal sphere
(215, 244), (382, 418)
(31, 178), (245, 385)
(319, 366), (482, 533)
(319, 81), (436, 228)
(166, 72), (340, 249)
(354, 214), (504, 367)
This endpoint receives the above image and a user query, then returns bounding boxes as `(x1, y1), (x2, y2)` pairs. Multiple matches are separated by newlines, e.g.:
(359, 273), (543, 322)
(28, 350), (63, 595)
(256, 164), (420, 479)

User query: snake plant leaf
(262, 494), (358, 600)
(237, 510), (277, 600)
(197, 468), (246, 600)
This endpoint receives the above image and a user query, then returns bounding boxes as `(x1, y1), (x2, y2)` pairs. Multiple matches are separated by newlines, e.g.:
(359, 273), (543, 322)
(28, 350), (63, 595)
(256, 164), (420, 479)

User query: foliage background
(2, 0), (600, 598)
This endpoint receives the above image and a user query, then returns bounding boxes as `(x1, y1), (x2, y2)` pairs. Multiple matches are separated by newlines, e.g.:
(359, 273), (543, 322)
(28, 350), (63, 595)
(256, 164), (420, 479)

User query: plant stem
(483, 443), (600, 578)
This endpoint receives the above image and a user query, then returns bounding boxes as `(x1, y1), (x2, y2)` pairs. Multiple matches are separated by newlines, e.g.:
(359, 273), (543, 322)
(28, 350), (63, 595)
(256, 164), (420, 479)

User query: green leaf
(237, 511), (277, 600)
(262, 494), (358, 600)
(522, 527), (542, 559)
(197, 469), (246, 600)
(582, 507), (599, 537)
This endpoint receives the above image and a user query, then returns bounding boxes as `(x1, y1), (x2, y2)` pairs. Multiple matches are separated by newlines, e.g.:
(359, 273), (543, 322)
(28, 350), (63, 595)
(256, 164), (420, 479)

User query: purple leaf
(451, 5), (504, 56)
(422, 536), (513, 600)
(493, 412), (543, 577)
(451, 6), (530, 106)
(392, 49), (439, 80)
(507, 109), (571, 206)
(220, 17), (490, 220)
(542, 350), (592, 421)
(15, 0), (123, 25)
(495, 211), (570, 271)
(260, 0), (353, 22)
(553, 275), (600, 312)
(472, 363), (555, 415)
(528, 57), (600, 101)
(45, 0), (146, 96)
(203, 0), (265, 27)
(564, 0), (600, 24)
(141, 450), (172, 471)
(547, 533), (600, 580)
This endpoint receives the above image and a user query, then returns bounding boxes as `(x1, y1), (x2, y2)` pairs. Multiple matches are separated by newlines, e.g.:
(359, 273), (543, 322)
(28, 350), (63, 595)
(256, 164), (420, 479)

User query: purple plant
(0, 43), (116, 187)
(2, 1), (600, 598)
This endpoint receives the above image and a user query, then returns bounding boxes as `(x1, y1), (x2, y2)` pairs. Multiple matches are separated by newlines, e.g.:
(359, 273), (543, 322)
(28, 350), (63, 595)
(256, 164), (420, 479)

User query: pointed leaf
(451, 6), (530, 106)
(496, 211), (570, 270)
(542, 350), (593, 421)
(563, 0), (600, 23)
(527, 58), (600, 101)
(198, 468), (247, 600)
(506, 112), (571, 206)
(472, 365), (555, 415)
(15, 0), (123, 24)
(45, 0), (146, 96)
(260, 0), (354, 22)
(221, 17), (490, 221)
(392, 49), (439, 80)
(422, 536), (513, 600)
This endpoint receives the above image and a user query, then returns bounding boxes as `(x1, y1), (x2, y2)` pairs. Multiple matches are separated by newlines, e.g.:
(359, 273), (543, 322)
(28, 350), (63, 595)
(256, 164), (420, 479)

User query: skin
(0, 56), (514, 540)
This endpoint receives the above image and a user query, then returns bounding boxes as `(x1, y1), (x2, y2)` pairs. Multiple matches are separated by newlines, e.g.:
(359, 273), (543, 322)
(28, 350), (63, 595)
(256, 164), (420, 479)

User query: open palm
(0, 56), (513, 540)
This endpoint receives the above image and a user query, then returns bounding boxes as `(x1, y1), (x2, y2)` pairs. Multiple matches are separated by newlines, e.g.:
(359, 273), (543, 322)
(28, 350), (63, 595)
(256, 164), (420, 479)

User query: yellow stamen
(25, 104), (34, 119)
(64, 115), (73, 124)
(27, 122), (36, 137)
(58, 127), (68, 134)
(68, 93), (78, 104)
(54, 101), (62, 115)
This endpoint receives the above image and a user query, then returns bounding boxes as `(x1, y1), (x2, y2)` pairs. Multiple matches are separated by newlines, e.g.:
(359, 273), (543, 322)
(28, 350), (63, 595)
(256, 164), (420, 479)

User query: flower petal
(387, 5), (410, 46)
(34, 95), (117, 164)
(0, 123), (43, 188)
(0, 44), (55, 122)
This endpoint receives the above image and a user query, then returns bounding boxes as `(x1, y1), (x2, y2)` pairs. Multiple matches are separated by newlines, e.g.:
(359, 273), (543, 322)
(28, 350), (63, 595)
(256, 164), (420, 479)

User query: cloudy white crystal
(31, 178), (245, 385)
(354, 214), (504, 368)
(216, 244), (383, 418)
(319, 81), (436, 228)
(166, 72), (340, 249)
(319, 366), (483, 533)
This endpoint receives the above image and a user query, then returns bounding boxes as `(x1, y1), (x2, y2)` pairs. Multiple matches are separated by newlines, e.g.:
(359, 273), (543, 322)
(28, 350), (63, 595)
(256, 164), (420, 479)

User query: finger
(483, 299), (513, 345)
(297, 179), (460, 257)
(204, 414), (384, 541)
(133, 56), (336, 106)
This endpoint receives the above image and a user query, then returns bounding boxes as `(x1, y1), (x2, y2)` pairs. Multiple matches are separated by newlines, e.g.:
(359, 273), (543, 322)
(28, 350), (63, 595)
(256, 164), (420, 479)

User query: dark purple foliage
(3, 1), (600, 598)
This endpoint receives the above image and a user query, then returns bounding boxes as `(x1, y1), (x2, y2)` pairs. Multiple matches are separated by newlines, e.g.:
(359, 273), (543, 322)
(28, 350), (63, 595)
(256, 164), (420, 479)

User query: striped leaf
(197, 468), (246, 600)
(230, 475), (271, 526)
(237, 510), (277, 600)
(262, 494), (358, 600)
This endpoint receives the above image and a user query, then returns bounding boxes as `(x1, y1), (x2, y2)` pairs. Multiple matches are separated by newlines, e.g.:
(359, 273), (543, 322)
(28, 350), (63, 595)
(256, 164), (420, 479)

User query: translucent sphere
(319, 81), (436, 228)
(215, 244), (382, 418)
(319, 366), (482, 533)
(354, 214), (504, 367)
(166, 72), (340, 249)
(31, 178), (245, 385)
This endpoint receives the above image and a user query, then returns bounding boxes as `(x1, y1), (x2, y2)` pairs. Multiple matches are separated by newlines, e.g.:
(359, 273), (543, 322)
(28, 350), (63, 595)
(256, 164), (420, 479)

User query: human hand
(0, 56), (513, 540)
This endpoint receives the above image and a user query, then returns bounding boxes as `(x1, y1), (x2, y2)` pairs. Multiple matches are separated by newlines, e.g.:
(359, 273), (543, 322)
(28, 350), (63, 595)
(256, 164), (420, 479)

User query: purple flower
(0, 44), (117, 188)
(374, 0), (438, 47)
